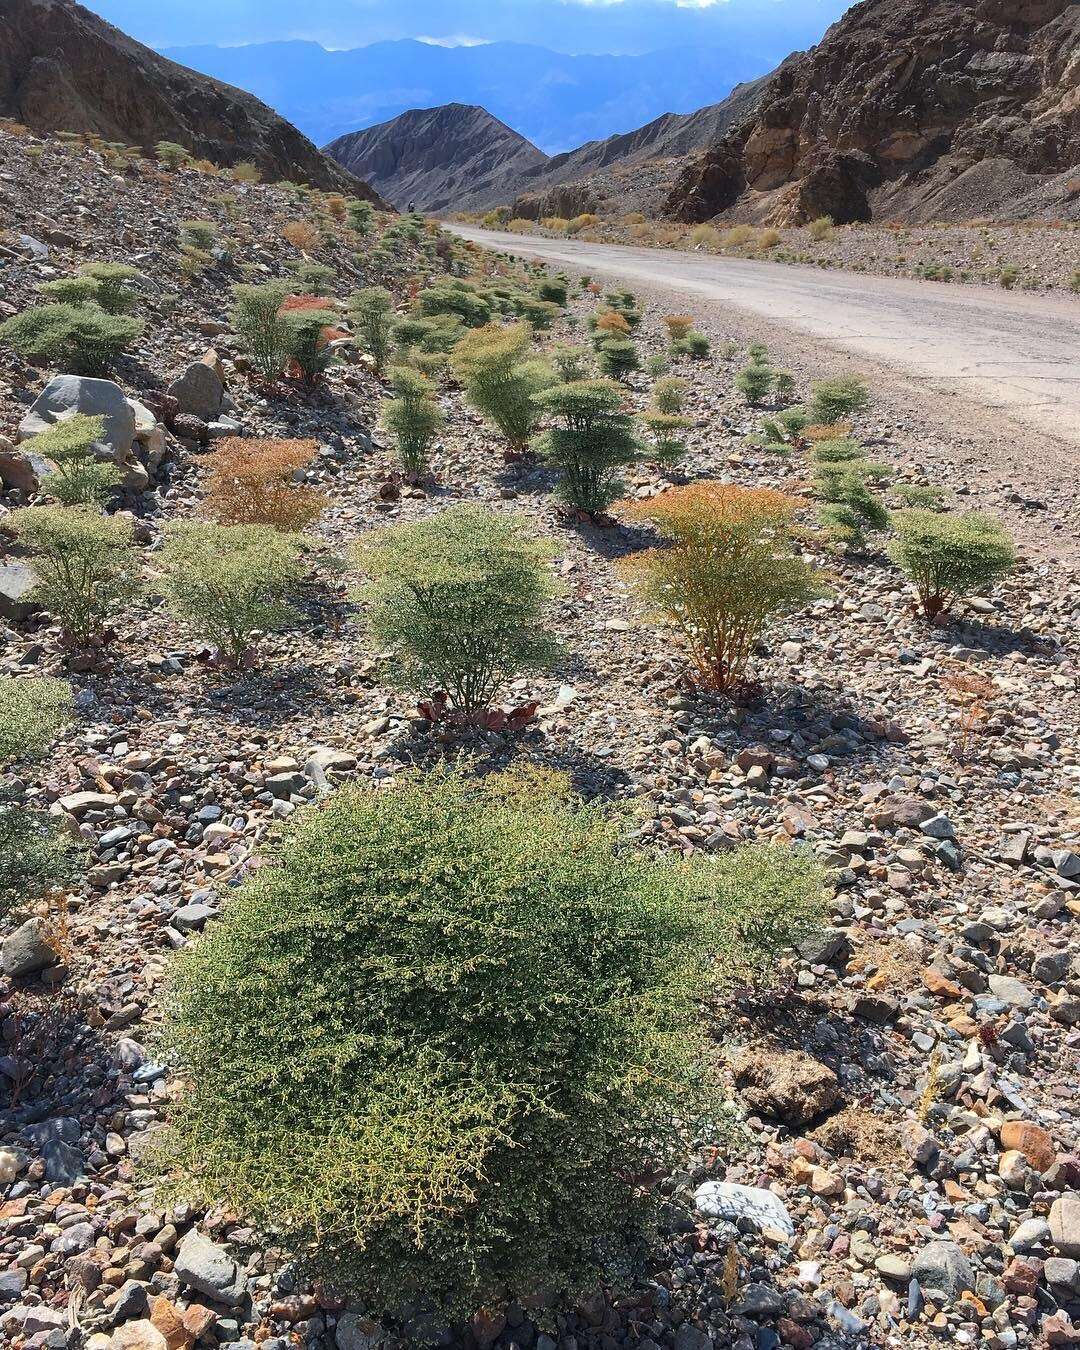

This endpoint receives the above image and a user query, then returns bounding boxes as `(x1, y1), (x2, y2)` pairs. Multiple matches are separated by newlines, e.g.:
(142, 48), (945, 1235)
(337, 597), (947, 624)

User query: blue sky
(87, 0), (853, 55)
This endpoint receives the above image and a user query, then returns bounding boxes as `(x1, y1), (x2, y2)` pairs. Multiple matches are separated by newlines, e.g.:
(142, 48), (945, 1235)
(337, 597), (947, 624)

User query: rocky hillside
(0, 0), (377, 196)
(324, 104), (548, 213)
(665, 0), (1080, 225)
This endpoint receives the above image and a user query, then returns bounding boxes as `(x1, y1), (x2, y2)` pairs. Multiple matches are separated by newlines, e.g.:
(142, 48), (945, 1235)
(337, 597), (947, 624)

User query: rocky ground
(2, 126), (1080, 1350)
(481, 217), (1080, 297)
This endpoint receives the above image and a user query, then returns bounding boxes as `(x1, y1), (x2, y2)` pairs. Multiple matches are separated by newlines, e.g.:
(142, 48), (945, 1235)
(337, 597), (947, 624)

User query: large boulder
(166, 361), (224, 421)
(19, 375), (135, 460)
(0, 434), (54, 493)
(731, 1046), (840, 1127)
(1, 917), (57, 978)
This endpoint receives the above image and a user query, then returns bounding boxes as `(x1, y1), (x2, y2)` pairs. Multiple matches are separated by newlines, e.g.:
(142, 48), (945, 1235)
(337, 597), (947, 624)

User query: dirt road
(449, 226), (1080, 451)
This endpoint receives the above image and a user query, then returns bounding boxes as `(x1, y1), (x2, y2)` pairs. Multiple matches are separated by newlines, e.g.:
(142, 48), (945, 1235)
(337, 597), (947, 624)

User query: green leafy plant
(381, 366), (444, 479)
(25, 413), (121, 506)
(596, 336), (640, 382)
(284, 309), (339, 387)
(156, 141), (190, 170)
(888, 510), (1016, 619)
(533, 379), (641, 515)
(645, 353), (671, 379)
(348, 287), (397, 375)
(180, 220), (217, 250)
(651, 376), (689, 415)
(289, 261), (337, 296)
(8, 506), (140, 646)
(157, 521), (304, 667)
(0, 304), (142, 375)
(536, 278), (568, 305)
(80, 262), (140, 314)
(451, 323), (554, 453)
(356, 504), (558, 719)
(549, 344), (591, 383)
(156, 766), (820, 1318)
(892, 483), (949, 511)
(0, 676), (73, 765)
(347, 199), (376, 235)
(643, 410), (692, 465)
(808, 375), (869, 424)
(735, 362), (775, 406)
(419, 282), (492, 328)
(620, 484), (822, 692)
(231, 283), (292, 381)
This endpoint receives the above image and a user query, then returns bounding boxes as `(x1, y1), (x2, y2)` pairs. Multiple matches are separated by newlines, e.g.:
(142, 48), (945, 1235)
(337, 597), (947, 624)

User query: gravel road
(449, 226), (1080, 452)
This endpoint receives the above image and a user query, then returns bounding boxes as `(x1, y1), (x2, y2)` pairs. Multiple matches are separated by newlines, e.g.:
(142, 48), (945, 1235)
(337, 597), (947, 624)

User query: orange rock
(923, 969), (963, 999)
(150, 1296), (194, 1350)
(1000, 1120), (1055, 1173)
(181, 1305), (217, 1341)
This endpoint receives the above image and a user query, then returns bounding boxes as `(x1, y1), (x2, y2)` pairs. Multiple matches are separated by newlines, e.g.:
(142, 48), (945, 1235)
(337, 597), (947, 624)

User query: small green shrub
(651, 376), (690, 415)
(180, 220), (217, 250)
(514, 295), (561, 331)
(381, 366), (444, 479)
(284, 309), (339, 387)
(26, 413), (121, 506)
(645, 353), (671, 379)
(808, 215), (834, 241)
(156, 141), (190, 170)
(808, 375), (869, 424)
(157, 521), (304, 666)
(1070, 269), (1080, 294)
(747, 342), (769, 364)
(735, 362), (775, 405)
(289, 261), (337, 296)
(419, 282), (492, 329)
(39, 276), (103, 307)
(0, 304), (142, 375)
(80, 262), (140, 314)
(231, 283), (292, 381)
(9, 505), (140, 646)
(156, 766), (822, 1319)
(998, 264), (1019, 290)
(451, 323), (554, 452)
(757, 406), (809, 450)
(347, 199), (375, 235)
(0, 676), (73, 765)
(549, 343), (591, 383)
(537, 278), (568, 305)
(596, 336), (640, 382)
(888, 510), (1016, 618)
(683, 331), (710, 358)
(533, 379), (641, 514)
(774, 371), (795, 402)
(892, 483), (949, 511)
(355, 504), (558, 717)
(348, 287), (397, 374)
(643, 410), (692, 465)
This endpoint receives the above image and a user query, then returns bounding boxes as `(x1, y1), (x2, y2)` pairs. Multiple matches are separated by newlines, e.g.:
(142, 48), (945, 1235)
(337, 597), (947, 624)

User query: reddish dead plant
(663, 315), (695, 341)
(619, 483), (821, 694)
(203, 437), (327, 532)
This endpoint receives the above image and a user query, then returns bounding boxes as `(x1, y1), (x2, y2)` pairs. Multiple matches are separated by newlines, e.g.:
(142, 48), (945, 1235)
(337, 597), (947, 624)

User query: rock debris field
(0, 126), (1079, 1350)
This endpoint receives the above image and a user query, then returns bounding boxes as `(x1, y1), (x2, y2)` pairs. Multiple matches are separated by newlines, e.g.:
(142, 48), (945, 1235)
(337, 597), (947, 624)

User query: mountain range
(161, 39), (778, 155)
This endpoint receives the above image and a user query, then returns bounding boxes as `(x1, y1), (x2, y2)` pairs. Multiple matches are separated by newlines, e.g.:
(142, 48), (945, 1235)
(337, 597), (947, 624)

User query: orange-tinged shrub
(619, 484), (821, 693)
(595, 309), (631, 336)
(663, 315), (694, 341)
(803, 422), (852, 442)
(203, 437), (327, 532)
(326, 195), (347, 220)
(283, 220), (321, 252)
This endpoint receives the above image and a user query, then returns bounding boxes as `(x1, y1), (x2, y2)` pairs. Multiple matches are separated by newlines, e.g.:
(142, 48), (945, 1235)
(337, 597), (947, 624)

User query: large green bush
(157, 767), (823, 1318)
(381, 366), (444, 479)
(533, 379), (641, 515)
(0, 676), (73, 765)
(451, 323), (554, 452)
(888, 510), (1016, 618)
(0, 304), (143, 375)
(419, 281), (492, 329)
(808, 374), (869, 424)
(157, 522), (303, 666)
(81, 262), (141, 314)
(348, 287), (397, 374)
(27, 413), (121, 506)
(355, 504), (558, 718)
(231, 283), (292, 381)
(284, 309), (339, 387)
(9, 506), (140, 646)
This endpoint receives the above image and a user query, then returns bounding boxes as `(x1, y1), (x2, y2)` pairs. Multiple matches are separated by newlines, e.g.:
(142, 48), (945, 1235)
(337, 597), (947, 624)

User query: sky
(86, 0), (853, 55)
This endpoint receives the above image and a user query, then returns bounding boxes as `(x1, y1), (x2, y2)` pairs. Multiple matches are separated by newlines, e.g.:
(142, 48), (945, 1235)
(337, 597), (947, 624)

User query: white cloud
(416, 33), (493, 46)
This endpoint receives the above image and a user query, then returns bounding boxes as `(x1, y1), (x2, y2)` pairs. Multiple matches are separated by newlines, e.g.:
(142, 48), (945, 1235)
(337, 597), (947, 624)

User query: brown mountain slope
(0, 0), (381, 198)
(325, 105), (548, 213)
(665, 0), (1080, 225)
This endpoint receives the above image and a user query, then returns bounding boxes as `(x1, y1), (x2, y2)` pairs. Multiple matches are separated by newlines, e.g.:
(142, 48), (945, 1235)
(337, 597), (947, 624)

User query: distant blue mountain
(162, 39), (778, 153)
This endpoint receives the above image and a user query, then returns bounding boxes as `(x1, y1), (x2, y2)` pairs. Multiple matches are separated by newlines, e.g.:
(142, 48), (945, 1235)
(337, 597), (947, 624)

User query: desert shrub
(0, 304), (142, 375)
(1070, 269), (1080, 293)
(381, 367), (444, 479)
(180, 220), (217, 250)
(283, 220), (321, 252)
(735, 361), (775, 405)
(597, 336), (640, 382)
(814, 466), (890, 546)
(567, 212), (599, 234)
(759, 228), (781, 249)
(157, 521), (304, 666)
(394, 315), (464, 356)
(593, 309), (631, 338)
(998, 264), (1019, 290)
(537, 278), (568, 305)
(663, 315), (694, 341)
(0, 793), (81, 919)
(355, 505), (558, 717)
(774, 371), (795, 402)
(231, 161), (262, 184)
(533, 379), (641, 514)
(325, 195), (347, 221)
(620, 484), (820, 691)
(231, 282), (292, 381)
(808, 215), (835, 241)
(808, 374), (869, 423)
(642, 411), (692, 465)
(289, 261), (337, 296)
(203, 437), (325, 532)
(347, 199), (376, 234)
(683, 331), (710, 358)
(8, 506), (139, 647)
(892, 483), (948, 511)
(549, 343), (591, 383)
(723, 225), (755, 249)
(651, 376), (689, 415)
(690, 224), (720, 249)
(27, 413), (121, 506)
(348, 287), (397, 374)
(514, 296), (561, 331)
(0, 676), (73, 765)
(80, 262), (140, 314)
(645, 353), (670, 379)
(156, 141), (190, 169)
(284, 309), (339, 387)
(481, 206), (512, 229)
(154, 764), (822, 1317)
(888, 510), (1016, 619)
(757, 405), (809, 450)
(419, 282), (492, 328)
(451, 323), (554, 452)
(39, 276), (103, 307)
